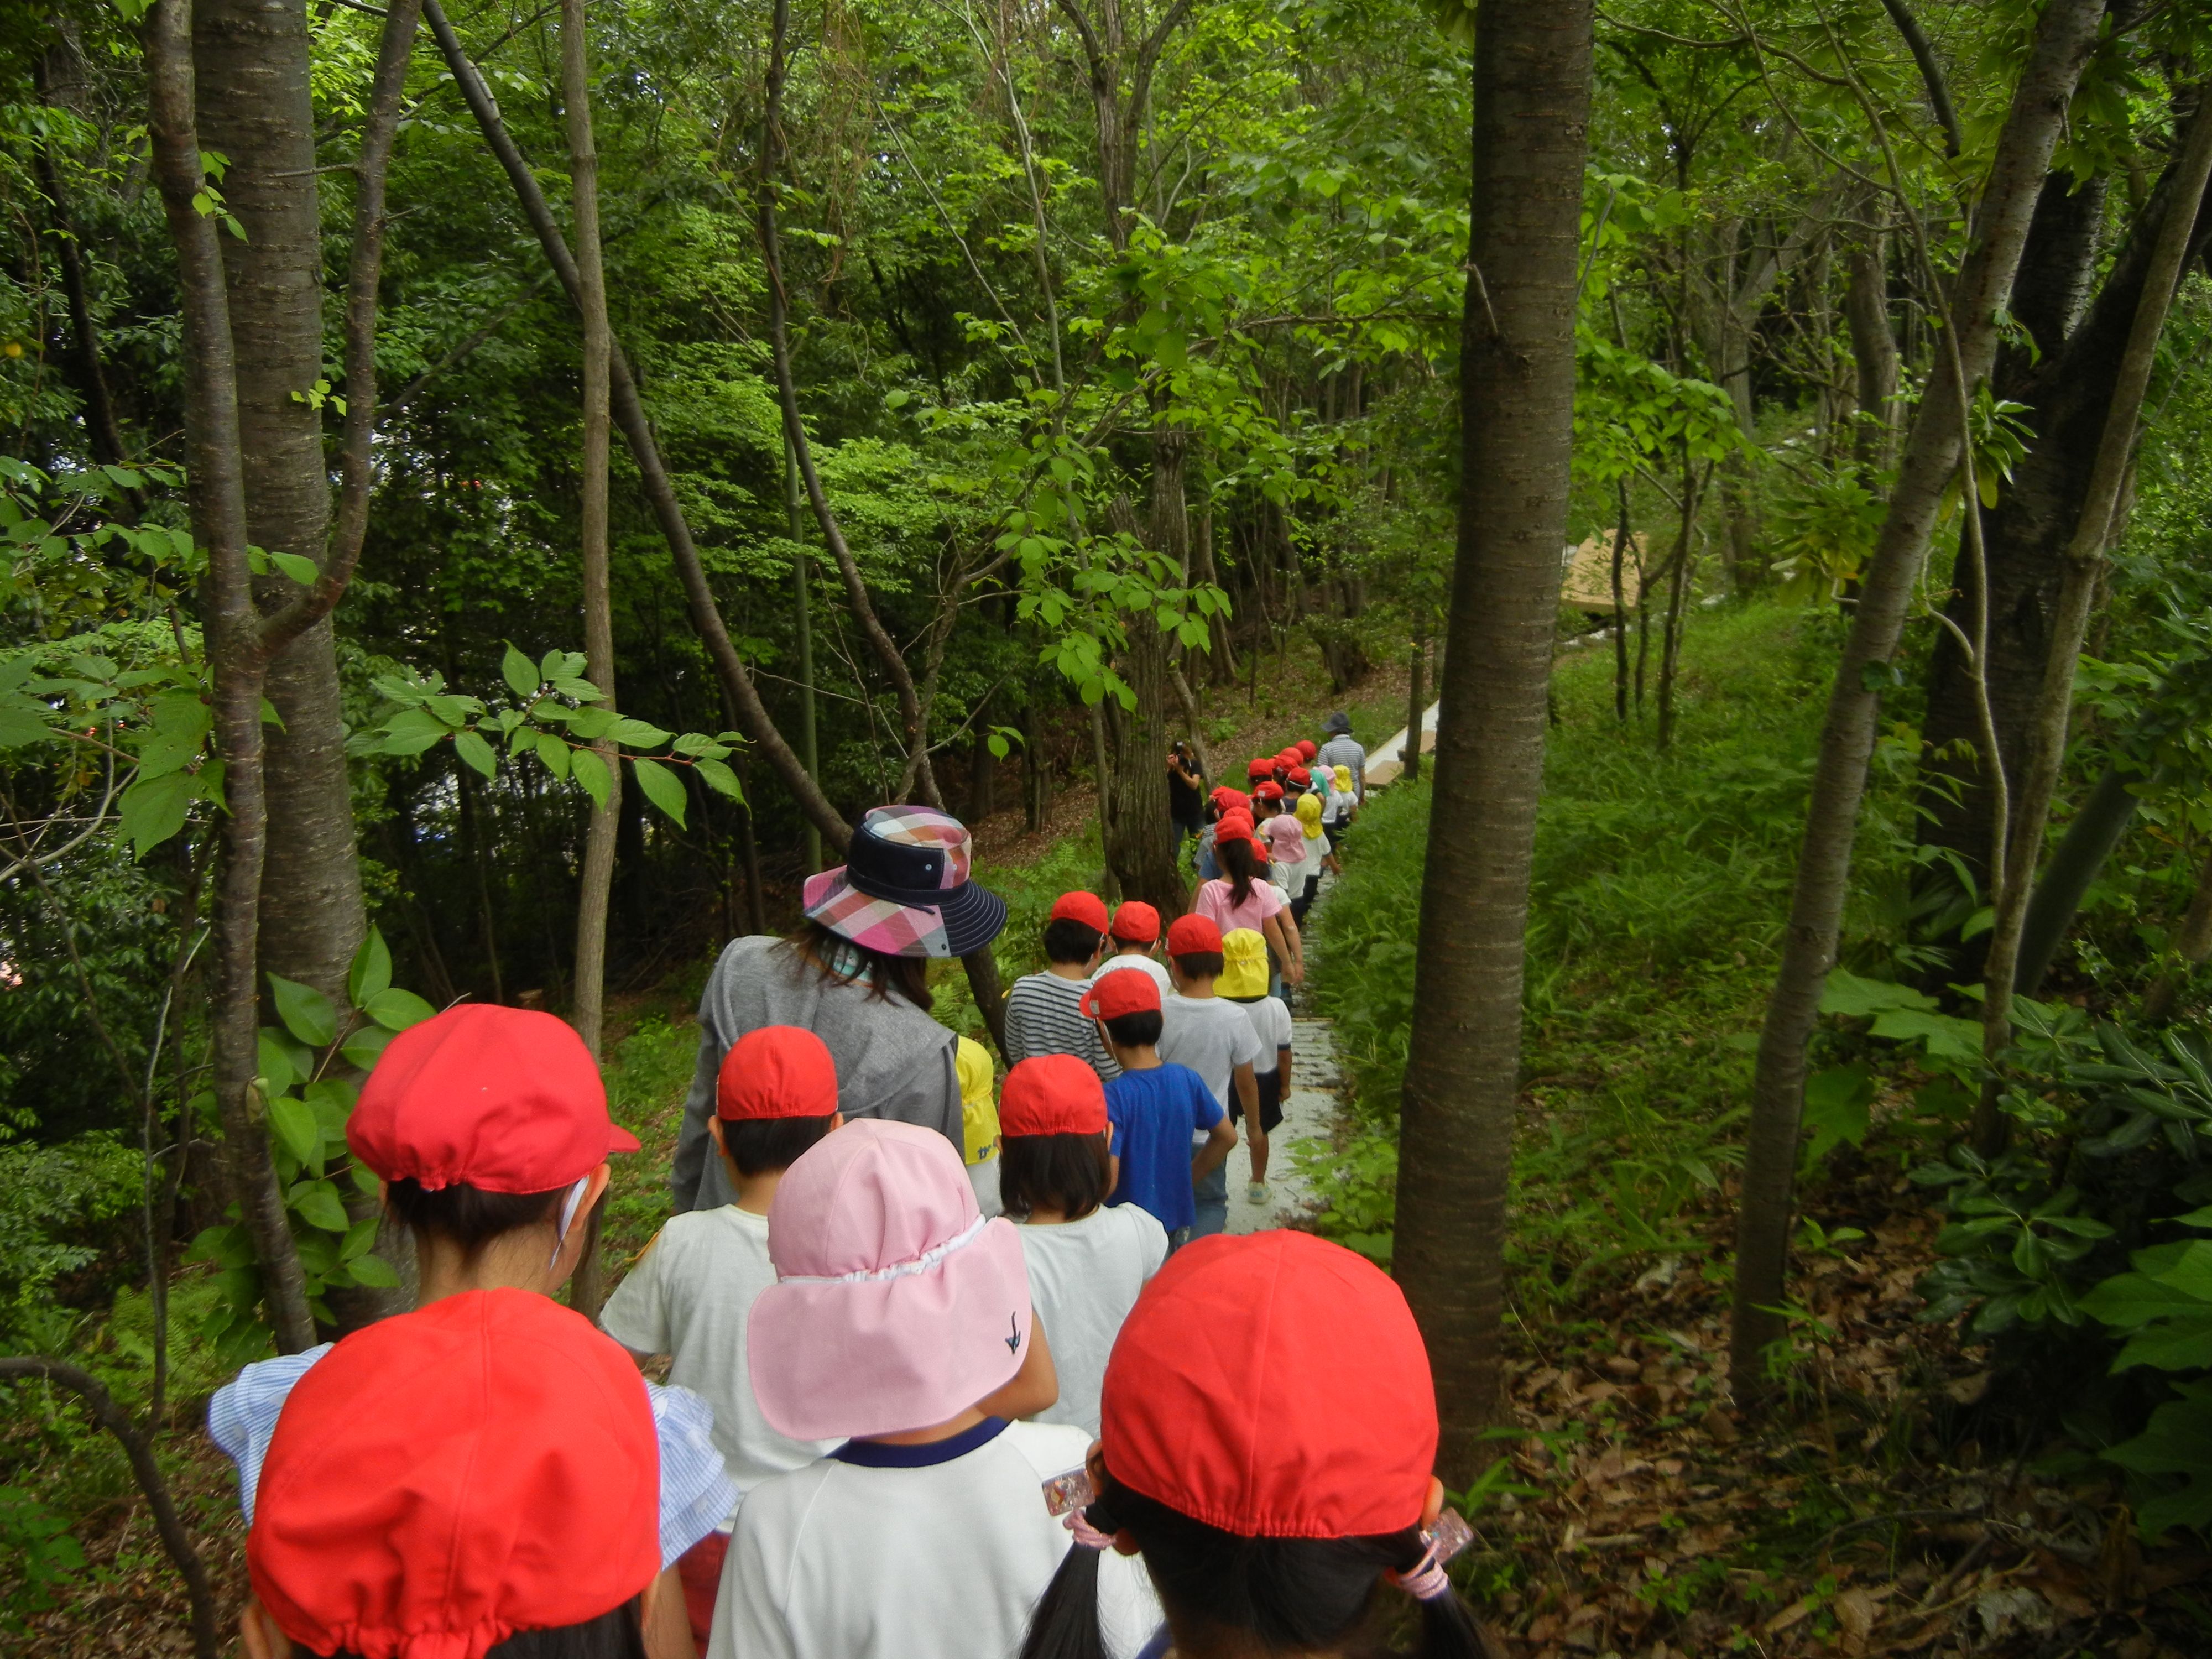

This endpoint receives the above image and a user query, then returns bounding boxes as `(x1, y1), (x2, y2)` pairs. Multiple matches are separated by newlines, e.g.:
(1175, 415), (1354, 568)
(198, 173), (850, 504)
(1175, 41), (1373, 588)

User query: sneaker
(1246, 1181), (1270, 1206)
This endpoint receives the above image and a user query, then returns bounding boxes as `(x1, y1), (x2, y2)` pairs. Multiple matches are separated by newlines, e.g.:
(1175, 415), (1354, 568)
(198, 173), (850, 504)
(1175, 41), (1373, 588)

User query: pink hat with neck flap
(748, 1118), (1033, 1441)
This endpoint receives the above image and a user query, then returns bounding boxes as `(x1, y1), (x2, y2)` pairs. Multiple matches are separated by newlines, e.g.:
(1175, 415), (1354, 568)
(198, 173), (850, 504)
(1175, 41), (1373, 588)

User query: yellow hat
(1218, 928), (1270, 999)
(1295, 793), (1323, 835)
(1333, 765), (1353, 790)
(954, 1035), (999, 1165)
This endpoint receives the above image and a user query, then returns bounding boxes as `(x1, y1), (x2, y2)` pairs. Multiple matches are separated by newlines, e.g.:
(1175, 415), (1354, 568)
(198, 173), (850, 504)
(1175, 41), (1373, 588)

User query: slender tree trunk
(1656, 463), (1705, 750)
(1089, 701), (1119, 902)
(32, 54), (131, 469)
(1975, 93), (2212, 1152)
(1844, 222), (1898, 473)
(787, 433), (823, 874)
(1394, 0), (1592, 1481)
(1104, 487), (1187, 917)
(146, 0), (315, 1354)
(1610, 479), (1631, 721)
(1728, 0), (2107, 1399)
(562, 0), (620, 1066)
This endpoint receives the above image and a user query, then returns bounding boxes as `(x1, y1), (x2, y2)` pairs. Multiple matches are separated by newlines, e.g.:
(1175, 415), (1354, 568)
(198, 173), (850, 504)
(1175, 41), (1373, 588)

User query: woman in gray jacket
(670, 805), (1007, 1211)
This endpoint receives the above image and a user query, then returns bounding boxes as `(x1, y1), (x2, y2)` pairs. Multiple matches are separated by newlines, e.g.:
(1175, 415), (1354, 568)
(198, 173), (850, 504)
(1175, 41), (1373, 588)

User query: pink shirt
(1194, 877), (1284, 938)
(1264, 815), (1306, 867)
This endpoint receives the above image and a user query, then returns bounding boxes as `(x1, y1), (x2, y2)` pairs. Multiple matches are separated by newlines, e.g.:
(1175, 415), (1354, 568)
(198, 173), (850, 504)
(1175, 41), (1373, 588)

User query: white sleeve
(649, 1381), (739, 1567)
(1229, 1010), (1261, 1070)
(205, 1345), (332, 1525)
(712, 1496), (802, 1659)
(1270, 1000), (1293, 1053)
(598, 1225), (671, 1355)
(1132, 1209), (1169, 1280)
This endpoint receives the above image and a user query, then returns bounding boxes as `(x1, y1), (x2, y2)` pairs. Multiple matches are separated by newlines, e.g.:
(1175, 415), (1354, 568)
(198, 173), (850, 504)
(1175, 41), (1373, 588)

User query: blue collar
(830, 1416), (1009, 1468)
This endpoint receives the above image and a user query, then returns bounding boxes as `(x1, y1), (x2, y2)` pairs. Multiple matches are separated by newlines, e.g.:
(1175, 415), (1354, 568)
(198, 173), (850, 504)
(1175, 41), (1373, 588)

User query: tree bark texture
(146, 0), (316, 1354)
(1728, 0), (2107, 1400)
(1393, 0), (1593, 1482)
(195, 0), (369, 1021)
(421, 0), (851, 852)
(1405, 634), (1426, 784)
(1974, 93), (2212, 1152)
(1103, 484), (1187, 919)
(1842, 225), (1898, 473)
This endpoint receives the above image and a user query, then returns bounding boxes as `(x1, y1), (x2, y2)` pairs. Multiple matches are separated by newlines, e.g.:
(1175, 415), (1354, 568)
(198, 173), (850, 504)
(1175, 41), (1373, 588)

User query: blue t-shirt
(1104, 1062), (1223, 1233)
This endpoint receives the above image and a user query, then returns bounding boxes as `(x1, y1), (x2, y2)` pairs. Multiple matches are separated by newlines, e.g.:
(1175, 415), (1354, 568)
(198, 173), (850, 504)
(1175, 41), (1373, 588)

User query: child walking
(601, 1025), (846, 1643)
(1159, 915), (1264, 1239)
(714, 1118), (1160, 1659)
(212, 1004), (735, 1659)
(998, 1054), (1168, 1434)
(1218, 928), (1292, 1207)
(1005, 890), (1118, 1079)
(958, 1032), (1005, 1219)
(1018, 1231), (1496, 1659)
(1088, 969), (1234, 1249)
(1092, 901), (1172, 995)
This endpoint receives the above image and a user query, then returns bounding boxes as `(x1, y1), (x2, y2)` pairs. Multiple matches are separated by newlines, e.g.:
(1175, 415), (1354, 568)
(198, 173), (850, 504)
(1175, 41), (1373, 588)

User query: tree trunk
(1104, 486), (1188, 919)
(1610, 479), (1631, 721)
(1843, 223), (1898, 473)
(1394, 0), (1593, 1482)
(1727, 0), (2107, 1400)
(1974, 92), (2212, 1153)
(33, 47), (131, 469)
(147, 0), (316, 1354)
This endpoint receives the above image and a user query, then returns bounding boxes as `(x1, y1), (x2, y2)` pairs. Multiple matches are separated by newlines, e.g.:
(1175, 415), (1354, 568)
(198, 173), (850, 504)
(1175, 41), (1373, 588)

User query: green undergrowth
(1305, 602), (1879, 1309)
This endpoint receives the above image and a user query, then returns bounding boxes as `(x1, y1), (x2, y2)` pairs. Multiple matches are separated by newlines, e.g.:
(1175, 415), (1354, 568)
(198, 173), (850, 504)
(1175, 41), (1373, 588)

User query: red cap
(1254, 781), (1284, 801)
(1215, 812), (1253, 842)
(1245, 758), (1274, 780)
(999, 1054), (1110, 1136)
(717, 1025), (838, 1121)
(1297, 740), (1319, 760)
(1276, 747), (1301, 765)
(1050, 890), (1110, 932)
(1102, 1233), (1436, 1538)
(1166, 914), (1223, 956)
(348, 1005), (639, 1194)
(1109, 901), (1161, 943)
(1079, 971), (1162, 1020)
(1288, 766), (1311, 786)
(249, 1290), (661, 1659)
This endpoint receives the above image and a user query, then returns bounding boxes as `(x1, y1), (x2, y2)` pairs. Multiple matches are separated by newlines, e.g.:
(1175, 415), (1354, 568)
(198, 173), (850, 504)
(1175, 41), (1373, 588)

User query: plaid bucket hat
(801, 805), (1008, 959)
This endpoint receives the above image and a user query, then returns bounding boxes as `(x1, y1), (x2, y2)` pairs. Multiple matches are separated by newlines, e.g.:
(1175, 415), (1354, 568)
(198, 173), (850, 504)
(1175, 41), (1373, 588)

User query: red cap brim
(607, 1125), (641, 1153)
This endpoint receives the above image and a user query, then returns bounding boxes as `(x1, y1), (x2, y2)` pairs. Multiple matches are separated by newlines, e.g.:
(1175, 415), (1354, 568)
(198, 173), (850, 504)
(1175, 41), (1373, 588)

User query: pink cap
(749, 1119), (1032, 1440)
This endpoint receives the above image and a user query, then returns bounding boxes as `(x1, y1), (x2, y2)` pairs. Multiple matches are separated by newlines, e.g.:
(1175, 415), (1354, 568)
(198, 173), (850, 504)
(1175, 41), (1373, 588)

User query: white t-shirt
(1093, 953), (1172, 995)
(1016, 1207), (1169, 1434)
(601, 1206), (837, 1524)
(712, 1417), (1161, 1659)
(1159, 994), (1261, 1140)
(1225, 995), (1292, 1077)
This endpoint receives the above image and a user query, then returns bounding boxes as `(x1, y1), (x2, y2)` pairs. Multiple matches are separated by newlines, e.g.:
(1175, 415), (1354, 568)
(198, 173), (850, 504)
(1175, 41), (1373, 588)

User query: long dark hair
(786, 920), (932, 1011)
(333, 1601), (646, 1658)
(1017, 1475), (1495, 1659)
(1218, 834), (1258, 907)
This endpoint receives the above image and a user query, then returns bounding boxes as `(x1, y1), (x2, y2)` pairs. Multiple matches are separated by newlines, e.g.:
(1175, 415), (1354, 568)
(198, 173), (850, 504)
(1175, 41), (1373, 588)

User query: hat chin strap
(550, 1176), (593, 1269)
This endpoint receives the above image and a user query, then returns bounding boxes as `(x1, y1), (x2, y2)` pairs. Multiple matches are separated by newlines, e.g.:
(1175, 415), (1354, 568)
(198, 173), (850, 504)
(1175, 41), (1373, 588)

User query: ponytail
(1219, 836), (1256, 907)
(1019, 1478), (1502, 1659)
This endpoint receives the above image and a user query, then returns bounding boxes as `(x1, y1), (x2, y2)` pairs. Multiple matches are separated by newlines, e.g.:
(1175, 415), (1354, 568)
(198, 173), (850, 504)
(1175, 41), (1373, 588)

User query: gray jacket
(669, 934), (963, 1211)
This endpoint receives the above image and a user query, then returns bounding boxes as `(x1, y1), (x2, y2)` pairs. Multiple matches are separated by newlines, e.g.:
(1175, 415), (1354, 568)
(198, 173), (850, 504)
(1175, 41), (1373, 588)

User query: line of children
(1005, 891), (1119, 1079)
(211, 1004), (737, 1659)
(1156, 914), (1264, 1237)
(997, 1054), (1168, 1434)
(1087, 968), (1234, 1249)
(712, 1117), (1161, 1659)
(1017, 1231), (1495, 1659)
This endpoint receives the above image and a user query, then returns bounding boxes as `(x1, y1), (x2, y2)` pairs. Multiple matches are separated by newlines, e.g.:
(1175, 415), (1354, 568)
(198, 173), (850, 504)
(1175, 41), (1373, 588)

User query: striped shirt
(208, 1344), (736, 1566)
(1003, 972), (1120, 1080)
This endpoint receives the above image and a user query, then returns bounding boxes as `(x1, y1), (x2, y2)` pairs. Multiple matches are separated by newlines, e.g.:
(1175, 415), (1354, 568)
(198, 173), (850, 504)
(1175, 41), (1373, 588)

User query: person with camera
(1165, 740), (1205, 848)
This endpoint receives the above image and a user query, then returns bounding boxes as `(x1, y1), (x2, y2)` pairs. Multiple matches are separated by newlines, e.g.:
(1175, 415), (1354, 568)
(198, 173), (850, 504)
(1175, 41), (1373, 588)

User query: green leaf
(0, 695), (53, 748)
(1869, 1008), (1986, 1066)
(118, 771), (195, 857)
(631, 757), (688, 827)
(695, 757), (743, 801)
(348, 1251), (400, 1288)
(363, 987), (436, 1032)
(340, 1024), (393, 1071)
(290, 1180), (351, 1233)
(571, 745), (611, 808)
(257, 1028), (298, 1095)
(341, 1216), (380, 1261)
(2081, 1270), (2212, 1329)
(268, 551), (320, 586)
(1802, 1065), (1875, 1162)
(610, 717), (675, 749)
(267, 1093), (320, 1165)
(502, 642), (541, 700)
(1819, 969), (1937, 1019)
(535, 731), (572, 779)
(267, 973), (338, 1048)
(377, 706), (451, 755)
(453, 728), (498, 780)
(348, 926), (393, 1008)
